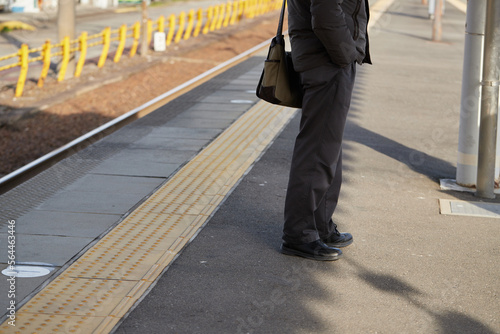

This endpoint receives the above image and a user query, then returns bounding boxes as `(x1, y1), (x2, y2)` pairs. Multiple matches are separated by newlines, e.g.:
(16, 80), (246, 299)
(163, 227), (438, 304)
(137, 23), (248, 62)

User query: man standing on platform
(280, 0), (371, 260)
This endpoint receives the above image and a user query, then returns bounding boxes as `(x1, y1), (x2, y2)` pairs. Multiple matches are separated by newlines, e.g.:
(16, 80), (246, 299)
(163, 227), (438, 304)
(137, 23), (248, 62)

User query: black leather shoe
(322, 222), (353, 248)
(280, 240), (342, 261)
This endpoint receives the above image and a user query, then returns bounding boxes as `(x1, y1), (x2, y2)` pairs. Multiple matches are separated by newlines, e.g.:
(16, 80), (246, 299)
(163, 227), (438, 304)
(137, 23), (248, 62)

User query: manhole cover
(2, 264), (55, 278)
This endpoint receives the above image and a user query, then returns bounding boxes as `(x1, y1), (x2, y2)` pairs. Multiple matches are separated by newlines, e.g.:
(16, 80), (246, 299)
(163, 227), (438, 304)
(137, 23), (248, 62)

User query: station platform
(1, 0), (499, 333)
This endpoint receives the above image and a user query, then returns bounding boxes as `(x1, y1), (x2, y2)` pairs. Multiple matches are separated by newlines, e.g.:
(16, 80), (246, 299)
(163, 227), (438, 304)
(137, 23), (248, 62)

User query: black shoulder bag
(255, 0), (303, 109)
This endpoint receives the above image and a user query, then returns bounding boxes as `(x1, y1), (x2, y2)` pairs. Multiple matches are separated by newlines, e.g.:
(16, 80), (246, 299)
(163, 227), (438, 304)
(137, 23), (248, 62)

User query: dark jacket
(288, 0), (372, 72)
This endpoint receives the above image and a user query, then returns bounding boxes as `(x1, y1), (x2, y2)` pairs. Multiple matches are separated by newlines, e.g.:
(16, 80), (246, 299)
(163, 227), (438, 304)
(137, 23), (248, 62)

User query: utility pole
(476, 0), (500, 198)
(140, 0), (149, 56)
(456, 0), (487, 188)
(57, 0), (76, 78)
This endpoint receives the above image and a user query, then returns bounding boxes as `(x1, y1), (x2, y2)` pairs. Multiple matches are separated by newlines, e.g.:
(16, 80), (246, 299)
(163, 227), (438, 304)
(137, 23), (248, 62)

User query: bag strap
(276, 0), (286, 39)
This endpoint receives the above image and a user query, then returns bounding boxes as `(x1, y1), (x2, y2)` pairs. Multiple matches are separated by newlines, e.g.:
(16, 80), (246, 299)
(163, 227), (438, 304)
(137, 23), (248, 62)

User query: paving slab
(90, 149), (194, 177)
(175, 109), (247, 120)
(186, 102), (253, 112)
(147, 126), (221, 140)
(9, 210), (121, 238)
(164, 116), (236, 129)
(64, 174), (165, 195)
(0, 233), (93, 266)
(35, 190), (147, 214)
(130, 136), (210, 150)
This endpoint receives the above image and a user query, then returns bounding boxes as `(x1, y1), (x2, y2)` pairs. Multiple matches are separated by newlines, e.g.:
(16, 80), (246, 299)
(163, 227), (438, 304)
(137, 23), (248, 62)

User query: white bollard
(154, 32), (166, 52)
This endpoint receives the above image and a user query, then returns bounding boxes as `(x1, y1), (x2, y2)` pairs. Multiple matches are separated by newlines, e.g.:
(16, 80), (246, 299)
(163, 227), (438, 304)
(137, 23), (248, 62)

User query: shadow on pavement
(346, 257), (497, 334)
(345, 122), (456, 182)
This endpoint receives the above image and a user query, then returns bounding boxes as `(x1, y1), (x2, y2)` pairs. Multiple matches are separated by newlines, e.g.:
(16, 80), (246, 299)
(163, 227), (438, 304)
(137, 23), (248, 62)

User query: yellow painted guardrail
(0, 0), (281, 97)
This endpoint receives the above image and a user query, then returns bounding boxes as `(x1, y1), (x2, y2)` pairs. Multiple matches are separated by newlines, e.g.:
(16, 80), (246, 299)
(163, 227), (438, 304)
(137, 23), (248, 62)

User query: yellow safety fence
(0, 0), (281, 98)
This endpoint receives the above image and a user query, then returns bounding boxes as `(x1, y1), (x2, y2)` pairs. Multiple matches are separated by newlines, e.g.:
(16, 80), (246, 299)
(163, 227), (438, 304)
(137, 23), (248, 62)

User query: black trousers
(283, 62), (357, 244)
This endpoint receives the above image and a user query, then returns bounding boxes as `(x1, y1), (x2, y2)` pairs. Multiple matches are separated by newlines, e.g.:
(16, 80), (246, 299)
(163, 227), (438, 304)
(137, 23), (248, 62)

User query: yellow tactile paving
(10, 313), (106, 334)
(0, 101), (296, 334)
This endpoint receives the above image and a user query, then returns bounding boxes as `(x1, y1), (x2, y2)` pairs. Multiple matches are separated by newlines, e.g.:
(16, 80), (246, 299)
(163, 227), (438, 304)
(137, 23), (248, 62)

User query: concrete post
(57, 0), (76, 78)
(140, 0), (149, 56)
(456, 0), (487, 187)
(432, 0), (443, 41)
(476, 0), (500, 198)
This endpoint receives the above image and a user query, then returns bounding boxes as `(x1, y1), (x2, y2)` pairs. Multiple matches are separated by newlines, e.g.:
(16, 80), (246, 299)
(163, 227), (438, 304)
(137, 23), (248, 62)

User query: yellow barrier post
(166, 14), (175, 45)
(242, 0), (249, 18)
(58, 36), (70, 82)
(129, 22), (140, 57)
(158, 15), (165, 32)
(75, 32), (87, 77)
(184, 9), (195, 40)
(98, 27), (111, 67)
(147, 18), (153, 46)
(15, 44), (29, 97)
(37, 40), (51, 87)
(210, 6), (219, 31)
(230, 1), (238, 25)
(114, 25), (127, 63)
(203, 7), (213, 34)
(174, 12), (186, 43)
(252, 0), (258, 17)
(239, 0), (247, 20)
(223, 2), (232, 27)
(193, 8), (203, 37)
(251, 0), (257, 18)
(216, 4), (225, 29)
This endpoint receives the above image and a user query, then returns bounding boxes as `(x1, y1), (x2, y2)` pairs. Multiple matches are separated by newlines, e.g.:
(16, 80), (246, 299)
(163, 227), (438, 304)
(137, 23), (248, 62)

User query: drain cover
(439, 199), (500, 219)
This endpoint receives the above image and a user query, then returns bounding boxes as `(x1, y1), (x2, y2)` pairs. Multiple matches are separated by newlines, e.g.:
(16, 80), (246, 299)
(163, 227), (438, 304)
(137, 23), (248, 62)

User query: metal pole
(140, 0), (149, 56)
(476, 0), (500, 198)
(456, 0), (487, 187)
(57, 0), (76, 78)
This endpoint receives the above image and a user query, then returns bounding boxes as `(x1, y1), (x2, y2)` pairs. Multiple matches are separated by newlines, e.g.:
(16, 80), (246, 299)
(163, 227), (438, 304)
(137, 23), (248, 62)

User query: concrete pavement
(114, 0), (499, 333)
